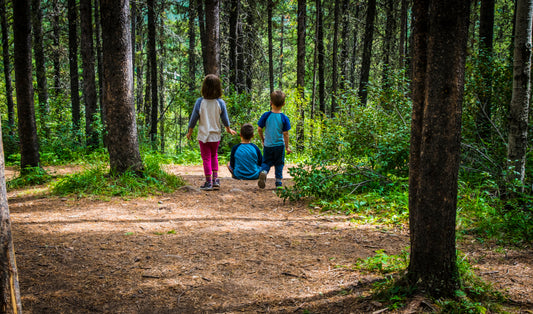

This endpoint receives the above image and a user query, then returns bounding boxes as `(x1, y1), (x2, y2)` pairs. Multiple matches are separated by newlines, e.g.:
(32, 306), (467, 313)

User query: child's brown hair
(201, 74), (222, 99)
(270, 90), (286, 107)
(240, 123), (254, 140)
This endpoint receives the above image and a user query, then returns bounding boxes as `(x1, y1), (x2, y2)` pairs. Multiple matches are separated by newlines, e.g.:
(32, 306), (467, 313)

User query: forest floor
(6, 164), (533, 313)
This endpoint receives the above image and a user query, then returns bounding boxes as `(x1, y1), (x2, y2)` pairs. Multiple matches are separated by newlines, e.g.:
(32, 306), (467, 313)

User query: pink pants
(199, 141), (220, 178)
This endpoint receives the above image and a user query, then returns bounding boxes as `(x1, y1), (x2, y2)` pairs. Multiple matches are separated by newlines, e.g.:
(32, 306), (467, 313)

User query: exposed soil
(6, 165), (533, 313)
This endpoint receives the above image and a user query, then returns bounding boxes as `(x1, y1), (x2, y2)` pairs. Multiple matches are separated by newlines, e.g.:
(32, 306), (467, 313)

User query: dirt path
(7, 165), (533, 313)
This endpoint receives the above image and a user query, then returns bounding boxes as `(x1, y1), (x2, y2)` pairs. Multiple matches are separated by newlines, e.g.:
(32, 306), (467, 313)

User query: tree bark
(148, 0), (159, 143)
(100, 0), (144, 174)
(197, 0), (207, 76)
(13, 0), (40, 173)
(268, 0), (274, 94)
(31, 0), (50, 132)
(81, 0), (99, 150)
(0, 124), (22, 314)
(68, 0), (81, 135)
(296, 0), (306, 151)
(358, 0), (376, 106)
(0, 0), (15, 135)
(475, 0), (495, 143)
(205, 0), (220, 75)
(399, 0), (408, 69)
(408, 0), (471, 297)
(188, 0), (197, 92)
(317, 0), (325, 114)
(331, 0), (340, 115)
(279, 14), (284, 90)
(95, 0), (106, 145)
(507, 0), (532, 187)
(51, 0), (62, 98)
(228, 0), (240, 91)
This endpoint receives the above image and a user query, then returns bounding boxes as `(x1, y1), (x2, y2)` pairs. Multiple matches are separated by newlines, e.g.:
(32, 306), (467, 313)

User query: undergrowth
(50, 155), (185, 198)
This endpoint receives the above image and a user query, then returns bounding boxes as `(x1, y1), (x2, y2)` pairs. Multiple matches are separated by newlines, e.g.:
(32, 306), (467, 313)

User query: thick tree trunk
(0, 0), (15, 135)
(68, 0), (81, 135)
(296, 0), (306, 151)
(148, 0), (159, 143)
(205, 0), (219, 75)
(507, 0), (532, 187)
(81, 0), (99, 150)
(408, 0), (471, 297)
(0, 124), (22, 314)
(358, 0), (376, 106)
(100, 0), (144, 174)
(13, 0), (40, 173)
(31, 0), (50, 132)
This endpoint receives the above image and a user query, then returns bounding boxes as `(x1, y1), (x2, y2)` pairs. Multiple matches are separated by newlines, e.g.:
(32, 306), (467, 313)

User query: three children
(187, 77), (290, 190)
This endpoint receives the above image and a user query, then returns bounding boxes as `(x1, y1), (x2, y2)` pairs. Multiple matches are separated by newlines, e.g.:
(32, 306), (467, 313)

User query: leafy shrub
(6, 166), (54, 190)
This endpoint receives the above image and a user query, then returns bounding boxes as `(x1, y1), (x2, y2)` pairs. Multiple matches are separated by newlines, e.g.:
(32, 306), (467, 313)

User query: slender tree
(408, 0), (471, 297)
(95, 0), (106, 139)
(80, 0), (99, 150)
(68, 0), (81, 135)
(188, 0), (197, 92)
(0, 0), (15, 134)
(358, 0), (376, 106)
(31, 0), (50, 131)
(268, 0), (274, 94)
(399, 0), (408, 69)
(506, 0), (532, 188)
(148, 0), (159, 143)
(197, 0), (207, 75)
(228, 0), (240, 91)
(100, 0), (144, 174)
(475, 0), (496, 143)
(331, 0), (340, 114)
(296, 0), (306, 150)
(205, 0), (220, 75)
(317, 0), (325, 114)
(279, 14), (284, 89)
(13, 0), (40, 173)
(51, 0), (62, 98)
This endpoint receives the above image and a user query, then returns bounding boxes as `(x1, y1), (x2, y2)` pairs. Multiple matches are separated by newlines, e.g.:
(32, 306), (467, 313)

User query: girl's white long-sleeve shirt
(188, 97), (231, 143)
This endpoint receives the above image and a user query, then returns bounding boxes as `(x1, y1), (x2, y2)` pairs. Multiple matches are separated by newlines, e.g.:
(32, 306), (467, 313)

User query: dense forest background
(0, 0), (531, 239)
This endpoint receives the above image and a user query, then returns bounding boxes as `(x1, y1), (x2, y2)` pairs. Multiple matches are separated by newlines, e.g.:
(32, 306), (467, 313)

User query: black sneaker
(212, 178), (220, 190)
(200, 181), (213, 191)
(258, 171), (267, 189)
(275, 181), (283, 189)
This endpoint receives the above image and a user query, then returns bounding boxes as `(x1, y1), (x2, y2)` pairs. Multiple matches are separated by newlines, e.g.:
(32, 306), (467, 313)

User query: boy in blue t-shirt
(228, 123), (263, 180)
(257, 90), (291, 189)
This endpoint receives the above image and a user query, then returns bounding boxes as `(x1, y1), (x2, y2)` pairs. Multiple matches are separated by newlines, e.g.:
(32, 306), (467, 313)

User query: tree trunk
(68, 0), (81, 136)
(399, 0), (408, 69)
(339, 0), (349, 91)
(188, 0), (197, 92)
(382, 0), (395, 90)
(148, 0), (159, 143)
(81, 0), (99, 150)
(100, 0), (144, 175)
(350, 3), (361, 89)
(95, 0), (106, 147)
(228, 0), (240, 91)
(268, 0), (274, 94)
(296, 0), (306, 151)
(279, 14), (284, 90)
(197, 0), (207, 76)
(205, 0), (220, 75)
(408, 0), (471, 297)
(331, 0), (340, 115)
(31, 0), (50, 133)
(317, 0), (325, 114)
(475, 0), (495, 143)
(358, 0), (376, 106)
(0, 124), (22, 314)
(13, 0), (40, 173)
(131, 0), (137, 107)
(51, 0), (62, 98)
(507, 0), (532, 187)
(0, 0), (15, 135)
